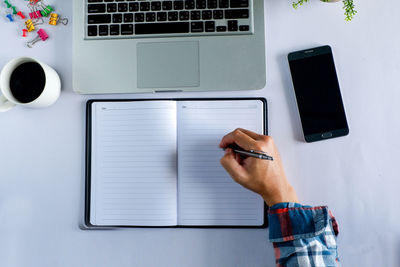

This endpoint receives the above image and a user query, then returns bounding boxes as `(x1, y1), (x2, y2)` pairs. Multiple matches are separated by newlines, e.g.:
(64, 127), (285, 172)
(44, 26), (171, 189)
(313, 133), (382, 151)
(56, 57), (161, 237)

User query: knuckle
(262, 135), (273, 143)
(263, 135), (271, 141)
(233, 128), (242, 136)
(253, 142), (264, 151)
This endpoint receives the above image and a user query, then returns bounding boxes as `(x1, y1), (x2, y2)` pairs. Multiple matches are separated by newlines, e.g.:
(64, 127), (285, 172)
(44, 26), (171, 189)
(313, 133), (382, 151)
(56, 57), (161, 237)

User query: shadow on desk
(278, 52), (304, 142)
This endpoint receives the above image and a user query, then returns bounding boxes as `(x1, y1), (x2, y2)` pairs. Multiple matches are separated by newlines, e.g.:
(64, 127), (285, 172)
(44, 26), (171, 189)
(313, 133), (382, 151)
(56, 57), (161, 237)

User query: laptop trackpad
(137, 41), (200, 88)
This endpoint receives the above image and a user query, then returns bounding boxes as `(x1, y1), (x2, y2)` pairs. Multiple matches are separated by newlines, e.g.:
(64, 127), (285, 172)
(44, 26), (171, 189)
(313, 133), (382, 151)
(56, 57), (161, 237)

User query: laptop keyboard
(86, 0), (252, 39)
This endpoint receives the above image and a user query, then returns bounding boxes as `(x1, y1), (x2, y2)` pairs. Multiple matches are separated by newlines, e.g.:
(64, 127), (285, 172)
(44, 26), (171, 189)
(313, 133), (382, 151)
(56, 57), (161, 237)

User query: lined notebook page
(90, 101), (178, 226)
(177, 100), (265, 226)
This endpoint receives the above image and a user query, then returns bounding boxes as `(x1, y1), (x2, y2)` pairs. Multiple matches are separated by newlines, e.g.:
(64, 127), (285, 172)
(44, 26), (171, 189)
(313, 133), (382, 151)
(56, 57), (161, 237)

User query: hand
(219, 128), (299, 206)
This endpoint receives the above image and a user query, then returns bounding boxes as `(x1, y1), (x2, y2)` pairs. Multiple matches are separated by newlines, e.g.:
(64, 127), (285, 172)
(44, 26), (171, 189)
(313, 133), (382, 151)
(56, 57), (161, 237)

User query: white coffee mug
(0, 57), (61, 112)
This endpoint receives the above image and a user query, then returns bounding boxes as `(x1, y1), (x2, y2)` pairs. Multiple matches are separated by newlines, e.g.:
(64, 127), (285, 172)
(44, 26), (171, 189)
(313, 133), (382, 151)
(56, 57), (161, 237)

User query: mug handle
(0, 94), (16, 112)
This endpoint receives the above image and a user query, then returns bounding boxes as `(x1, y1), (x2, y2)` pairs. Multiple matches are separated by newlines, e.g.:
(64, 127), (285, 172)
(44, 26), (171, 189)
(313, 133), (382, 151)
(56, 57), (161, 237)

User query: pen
(225, 146), (274, 161)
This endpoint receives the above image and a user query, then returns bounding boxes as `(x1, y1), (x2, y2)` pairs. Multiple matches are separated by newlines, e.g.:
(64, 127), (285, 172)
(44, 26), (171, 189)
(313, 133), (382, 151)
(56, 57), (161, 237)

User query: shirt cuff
(268, 202), (339, 243)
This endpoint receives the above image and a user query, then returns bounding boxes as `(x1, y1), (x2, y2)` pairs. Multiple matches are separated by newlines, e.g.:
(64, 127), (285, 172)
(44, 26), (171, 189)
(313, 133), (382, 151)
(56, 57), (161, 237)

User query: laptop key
(140, 2), (150, 11)
(87, 25), (97, 36)
(230, 0), (248, 8)
(88, 4), (106, 13)
(151, 2), (162, 10)
(219, 0), (229, 8)
(207, 0), (217, 8)
(205, 21), (215, 32)
(121, 24), (134, 35)
(135, 22), (189, 34)
(99, 25), (109, 36)
(239, 25), (249, 31)
(124, 13), (134, 22)
(129, 2), (139, 11)
(213, 10), (223, 19)
(135, 13), (145, 22)
(88, 0), (103, 2)
(113, 13), (122, 23)
(146, 12), (156, 21)
(190, 10), (200, 20)
(179, 11), (189, 20)
(225, 9), (248, 19)
(227, 20), (237, 31)
(191, 21), (203, 32)
(216, 25), (226, 31)
(88, 14), (111, 24)
(110, 24), (120, 35)
(157, 12), (167, 21)
(168, 11), (178, 21)
(196, 0), (207, 9)
(202, 10), (212, 20)
(107, 3), (117, 12)
(118, 3), (128, 12)
(185, 0), (195, 9)
(174, 1), (184, 10)
(162, 1), (172, 10)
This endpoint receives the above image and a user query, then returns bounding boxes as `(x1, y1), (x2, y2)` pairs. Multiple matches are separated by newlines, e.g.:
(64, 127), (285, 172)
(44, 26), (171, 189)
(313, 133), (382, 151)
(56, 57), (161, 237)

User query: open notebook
(86, 99), (267, 227)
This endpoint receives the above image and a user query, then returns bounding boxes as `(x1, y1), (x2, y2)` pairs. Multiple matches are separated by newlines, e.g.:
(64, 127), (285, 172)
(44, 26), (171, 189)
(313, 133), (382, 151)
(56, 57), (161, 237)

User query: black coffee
(9, 62), (46, 103)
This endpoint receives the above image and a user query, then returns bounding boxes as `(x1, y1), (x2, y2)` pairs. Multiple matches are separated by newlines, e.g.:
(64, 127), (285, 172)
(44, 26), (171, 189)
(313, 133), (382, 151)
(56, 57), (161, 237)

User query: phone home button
(321, 132), (333, 138)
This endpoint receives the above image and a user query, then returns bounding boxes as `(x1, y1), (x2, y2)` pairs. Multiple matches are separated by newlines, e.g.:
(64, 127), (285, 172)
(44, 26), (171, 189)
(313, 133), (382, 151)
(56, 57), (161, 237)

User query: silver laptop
(72, 0), (265, 94)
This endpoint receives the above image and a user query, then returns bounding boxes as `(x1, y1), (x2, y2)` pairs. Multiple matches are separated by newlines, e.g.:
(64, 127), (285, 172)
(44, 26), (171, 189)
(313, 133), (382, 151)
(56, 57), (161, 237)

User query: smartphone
(288, 45), (349, 143)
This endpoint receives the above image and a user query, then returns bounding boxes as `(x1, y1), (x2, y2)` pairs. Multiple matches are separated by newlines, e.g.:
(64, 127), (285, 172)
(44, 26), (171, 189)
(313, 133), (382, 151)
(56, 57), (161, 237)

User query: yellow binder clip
(25, 18), (43, 32)
(49, 13), (68, 26)
(25, 19), (35, 32)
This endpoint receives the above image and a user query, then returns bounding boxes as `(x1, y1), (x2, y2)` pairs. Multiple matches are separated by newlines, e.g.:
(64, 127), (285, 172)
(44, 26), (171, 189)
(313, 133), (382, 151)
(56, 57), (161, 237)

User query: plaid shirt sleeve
(268, 202), (339, 267)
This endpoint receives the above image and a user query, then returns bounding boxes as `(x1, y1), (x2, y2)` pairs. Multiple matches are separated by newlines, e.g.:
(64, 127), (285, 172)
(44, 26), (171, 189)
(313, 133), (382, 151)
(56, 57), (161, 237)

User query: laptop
(72, 0), (265, 94)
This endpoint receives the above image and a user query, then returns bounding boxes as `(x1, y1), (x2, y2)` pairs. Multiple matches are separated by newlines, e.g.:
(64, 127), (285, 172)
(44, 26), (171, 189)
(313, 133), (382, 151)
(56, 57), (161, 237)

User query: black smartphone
(288, 45), (349, 143)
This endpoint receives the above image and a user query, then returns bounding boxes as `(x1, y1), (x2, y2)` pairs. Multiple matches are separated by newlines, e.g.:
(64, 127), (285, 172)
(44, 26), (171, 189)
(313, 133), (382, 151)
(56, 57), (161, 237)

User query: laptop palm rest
(137, 41), (200, 88)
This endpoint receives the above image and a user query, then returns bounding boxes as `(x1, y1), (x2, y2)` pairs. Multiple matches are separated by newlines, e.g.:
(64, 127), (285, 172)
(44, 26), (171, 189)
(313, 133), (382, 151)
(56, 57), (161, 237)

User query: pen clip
(249, 149), (268, 155)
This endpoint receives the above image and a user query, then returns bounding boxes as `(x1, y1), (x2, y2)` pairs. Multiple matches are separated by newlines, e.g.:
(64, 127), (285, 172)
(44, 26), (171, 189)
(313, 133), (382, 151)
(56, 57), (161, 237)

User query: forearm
(268, 203), (339, 267)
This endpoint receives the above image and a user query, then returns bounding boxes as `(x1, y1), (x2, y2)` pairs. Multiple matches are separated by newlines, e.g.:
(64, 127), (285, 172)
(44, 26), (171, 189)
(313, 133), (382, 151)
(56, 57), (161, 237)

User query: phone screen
(289, 49), (348, 138)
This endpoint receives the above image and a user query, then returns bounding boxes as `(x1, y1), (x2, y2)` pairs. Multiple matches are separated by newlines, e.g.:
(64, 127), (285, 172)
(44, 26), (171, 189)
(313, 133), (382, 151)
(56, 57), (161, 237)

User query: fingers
(219, 129), (258, 150)
(235, 128), (265, 141)
(220, 148), (247, 183)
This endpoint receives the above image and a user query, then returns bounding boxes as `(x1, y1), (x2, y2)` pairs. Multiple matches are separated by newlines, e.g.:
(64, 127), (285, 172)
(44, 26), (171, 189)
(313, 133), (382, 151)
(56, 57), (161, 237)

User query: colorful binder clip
(27, 3), (41, 19)
(22, 29), (28, 37)
(49, 13), (68, 25)
(39, 5), (53, 17)
(28, 8), (40, 19)
(29, 10), (42, 19)
(25, 19), (35, 31)
(26, 28), (48, 48)
(24, 18), (42, 32)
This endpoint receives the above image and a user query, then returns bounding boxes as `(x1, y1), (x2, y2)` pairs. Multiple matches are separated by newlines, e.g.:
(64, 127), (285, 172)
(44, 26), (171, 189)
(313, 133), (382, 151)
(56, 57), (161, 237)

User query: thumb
(220, 148), (248, 183)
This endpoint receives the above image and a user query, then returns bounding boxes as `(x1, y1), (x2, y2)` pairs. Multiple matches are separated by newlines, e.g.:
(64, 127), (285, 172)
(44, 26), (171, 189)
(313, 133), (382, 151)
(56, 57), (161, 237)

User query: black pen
(225, 146), (274, 161)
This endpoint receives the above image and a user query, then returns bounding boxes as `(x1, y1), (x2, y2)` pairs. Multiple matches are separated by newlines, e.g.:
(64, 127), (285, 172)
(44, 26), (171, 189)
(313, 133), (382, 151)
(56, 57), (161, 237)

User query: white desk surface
(0, 0), (398, 266)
